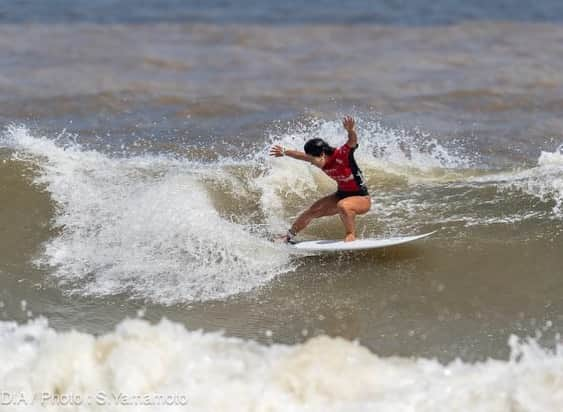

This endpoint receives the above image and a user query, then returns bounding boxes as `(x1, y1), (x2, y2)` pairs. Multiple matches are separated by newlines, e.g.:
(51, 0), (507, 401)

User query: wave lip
(535, 145), (563, 215)
(1, 317), (562, 411)
(2, 125), (293, 304)
(469, 144), (563, 218)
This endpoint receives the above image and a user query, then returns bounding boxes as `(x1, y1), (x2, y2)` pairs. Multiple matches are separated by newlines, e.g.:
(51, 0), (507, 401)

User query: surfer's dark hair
(304, 138), (335, 157)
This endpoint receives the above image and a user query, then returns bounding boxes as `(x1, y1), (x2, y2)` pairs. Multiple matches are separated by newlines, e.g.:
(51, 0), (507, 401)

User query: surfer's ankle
(286, 229), (297, 243)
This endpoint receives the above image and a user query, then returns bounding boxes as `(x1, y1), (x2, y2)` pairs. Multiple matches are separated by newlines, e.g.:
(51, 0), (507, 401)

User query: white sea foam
(0, 317), (562, 412)
(2, 125), (294, 303)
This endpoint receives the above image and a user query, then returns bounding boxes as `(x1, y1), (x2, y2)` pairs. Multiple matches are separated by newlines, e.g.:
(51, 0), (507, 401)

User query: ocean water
(1, 1), (563, 410)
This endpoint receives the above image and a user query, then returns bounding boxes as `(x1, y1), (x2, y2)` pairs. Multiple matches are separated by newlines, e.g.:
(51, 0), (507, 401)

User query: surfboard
(290, 231), (435, 252)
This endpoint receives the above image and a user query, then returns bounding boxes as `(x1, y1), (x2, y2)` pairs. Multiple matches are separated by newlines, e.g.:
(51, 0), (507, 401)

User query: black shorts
(335, 189), (369, 200)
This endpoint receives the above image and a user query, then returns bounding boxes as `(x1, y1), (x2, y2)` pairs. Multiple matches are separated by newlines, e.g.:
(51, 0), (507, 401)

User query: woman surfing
(270, 116), (371, 243)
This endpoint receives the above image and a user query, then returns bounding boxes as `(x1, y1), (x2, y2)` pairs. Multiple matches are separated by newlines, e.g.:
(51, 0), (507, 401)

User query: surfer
(270, 116), (371, 243)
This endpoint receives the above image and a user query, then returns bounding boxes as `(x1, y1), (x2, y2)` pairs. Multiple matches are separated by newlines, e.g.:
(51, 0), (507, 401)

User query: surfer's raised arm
(269, 145), (325, 168)
(343, 115), (357, 148)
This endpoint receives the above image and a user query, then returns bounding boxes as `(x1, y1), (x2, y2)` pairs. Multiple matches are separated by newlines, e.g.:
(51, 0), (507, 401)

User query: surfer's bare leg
(337, 196), (371, 242)
(290, 194), (339, 234)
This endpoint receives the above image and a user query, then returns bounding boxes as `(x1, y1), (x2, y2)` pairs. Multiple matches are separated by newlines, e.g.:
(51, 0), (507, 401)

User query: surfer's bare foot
(273, 234), (289, 243)
(273, 230), (297, 244)
(344, 233), (356, 242)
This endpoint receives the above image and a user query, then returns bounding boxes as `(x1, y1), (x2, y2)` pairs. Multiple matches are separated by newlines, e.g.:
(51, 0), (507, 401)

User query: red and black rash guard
(322, 144), (368, 195)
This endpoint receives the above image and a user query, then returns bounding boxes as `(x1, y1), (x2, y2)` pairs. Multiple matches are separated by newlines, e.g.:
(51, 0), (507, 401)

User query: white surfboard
(291, 231), (435, 252)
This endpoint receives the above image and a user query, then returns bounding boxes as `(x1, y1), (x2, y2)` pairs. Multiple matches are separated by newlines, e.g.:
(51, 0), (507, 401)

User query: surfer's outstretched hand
(343, 116), (355, 132)
(269, 144), (285, 157)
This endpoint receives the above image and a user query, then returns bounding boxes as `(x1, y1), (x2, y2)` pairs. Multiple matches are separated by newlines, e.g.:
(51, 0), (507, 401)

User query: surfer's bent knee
(337, 196), (371, 215)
